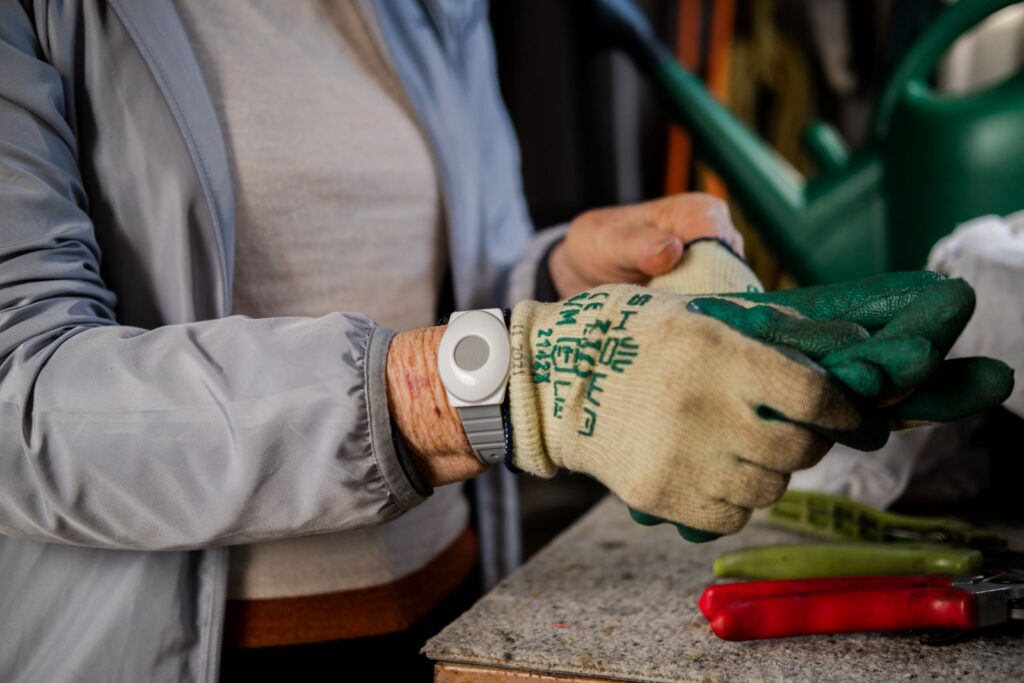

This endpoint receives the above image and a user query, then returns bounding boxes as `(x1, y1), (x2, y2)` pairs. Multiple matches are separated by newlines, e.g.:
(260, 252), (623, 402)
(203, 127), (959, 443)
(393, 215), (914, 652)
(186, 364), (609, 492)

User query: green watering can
(592, 0), (1024, 284)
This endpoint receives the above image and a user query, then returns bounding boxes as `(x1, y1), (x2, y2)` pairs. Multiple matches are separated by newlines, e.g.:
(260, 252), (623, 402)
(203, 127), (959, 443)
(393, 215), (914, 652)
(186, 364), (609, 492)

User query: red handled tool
(700, 573), (1024, 641)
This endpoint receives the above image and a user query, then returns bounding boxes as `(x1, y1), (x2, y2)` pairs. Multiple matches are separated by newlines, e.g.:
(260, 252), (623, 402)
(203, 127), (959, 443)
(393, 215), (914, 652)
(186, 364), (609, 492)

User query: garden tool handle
(710, 586), (978, 641)
(588, 0), (669, 71)
(712, 544), (984, 580)
(589, 0), (809, 275)
(698, 575), (953, 620)
(872, 0), (1022, 139)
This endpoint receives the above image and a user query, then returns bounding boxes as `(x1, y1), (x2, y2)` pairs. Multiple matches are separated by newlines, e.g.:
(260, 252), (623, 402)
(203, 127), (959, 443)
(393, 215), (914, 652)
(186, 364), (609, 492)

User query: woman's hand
(385, 264), (1012, 538)
(507, 275), (1012, 536)
(548, 193), (744, 299)
(508, 284), (883, 535)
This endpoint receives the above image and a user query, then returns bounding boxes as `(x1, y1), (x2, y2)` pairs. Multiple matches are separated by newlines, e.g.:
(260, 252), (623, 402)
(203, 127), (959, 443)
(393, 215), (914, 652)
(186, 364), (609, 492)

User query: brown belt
(223, 526), (477, 648)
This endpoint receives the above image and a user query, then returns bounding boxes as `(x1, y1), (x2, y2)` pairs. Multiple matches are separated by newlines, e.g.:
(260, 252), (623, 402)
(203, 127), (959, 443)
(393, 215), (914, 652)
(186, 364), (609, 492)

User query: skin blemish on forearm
(404, 370), (428, 398)
(386, 327), (486, 486)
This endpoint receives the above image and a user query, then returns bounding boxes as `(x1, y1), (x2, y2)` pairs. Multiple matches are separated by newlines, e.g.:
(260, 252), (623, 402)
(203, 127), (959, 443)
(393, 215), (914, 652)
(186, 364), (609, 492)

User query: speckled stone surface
(424, 496), (1024, 682)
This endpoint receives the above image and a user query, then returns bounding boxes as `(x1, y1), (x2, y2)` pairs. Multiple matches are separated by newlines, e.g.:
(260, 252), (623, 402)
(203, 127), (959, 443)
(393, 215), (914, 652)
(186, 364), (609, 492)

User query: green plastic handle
(766, 490), (1008, 552)
(713, 543), (983, 580)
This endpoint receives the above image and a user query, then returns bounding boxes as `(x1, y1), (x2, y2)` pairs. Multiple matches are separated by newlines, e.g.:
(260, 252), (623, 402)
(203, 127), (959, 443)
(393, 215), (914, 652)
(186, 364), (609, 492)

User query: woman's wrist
(385, 327), (487, 486)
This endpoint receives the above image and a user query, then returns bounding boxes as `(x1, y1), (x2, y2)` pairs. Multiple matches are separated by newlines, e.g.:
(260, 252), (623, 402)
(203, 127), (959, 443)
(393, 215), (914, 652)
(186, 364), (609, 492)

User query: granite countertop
(424, 495), (1024, 682)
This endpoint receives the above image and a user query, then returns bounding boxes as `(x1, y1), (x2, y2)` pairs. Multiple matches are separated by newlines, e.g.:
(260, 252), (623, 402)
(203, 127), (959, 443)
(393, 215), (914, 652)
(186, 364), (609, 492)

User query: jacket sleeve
(0, 3), (426, 551)
(505, 225), (569, 307)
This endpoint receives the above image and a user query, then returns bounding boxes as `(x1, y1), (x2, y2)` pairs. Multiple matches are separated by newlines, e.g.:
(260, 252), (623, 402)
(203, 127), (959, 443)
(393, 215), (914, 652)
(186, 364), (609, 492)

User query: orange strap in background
(700, 0), (736, 200)
(663, 0), (702, 195)
(664, 0), (737, 200)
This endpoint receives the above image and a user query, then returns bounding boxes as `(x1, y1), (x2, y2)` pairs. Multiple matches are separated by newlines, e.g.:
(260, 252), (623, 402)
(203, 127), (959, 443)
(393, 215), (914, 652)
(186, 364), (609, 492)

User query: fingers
(628, 507), (663, 526)
(650, 499), (752, 536)
(633, 228), (685, 277)
(666, 455), (790, 511)
(886, 357), (1014, 425)
(731, 418), (834, 473)
(687, 295), (913, 449)
(733, 271), (946, 329)
(821, 358), (883, 397)
(742, 345), (891, 452)
(717, 459), (790, 509)
(554, 194), (748, 299)
(626, 507), (723, 542)
(626, 425), (824, 537)
(755, 399), (889, 452)
(691, 295), (951, 401)
(695, 279), (981, 413)
(816, 279), (975, 399)
(677, 313), (891, 451)
(871, 278), (974, 356)
(625, 484), (753, 536)
(627, 432), (818, 536)
(675, 525), (723, 543)
(688, 298), (869, 360)
(647, 193), (744, 254)
(564, 208), (685, 283)
(561, 194), (746, 294)
(821, 336), (938, 397)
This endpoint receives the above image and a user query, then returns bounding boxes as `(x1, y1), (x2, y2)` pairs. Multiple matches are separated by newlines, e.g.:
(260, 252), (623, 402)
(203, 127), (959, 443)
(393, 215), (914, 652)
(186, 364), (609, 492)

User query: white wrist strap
(458, 404), (506, 465)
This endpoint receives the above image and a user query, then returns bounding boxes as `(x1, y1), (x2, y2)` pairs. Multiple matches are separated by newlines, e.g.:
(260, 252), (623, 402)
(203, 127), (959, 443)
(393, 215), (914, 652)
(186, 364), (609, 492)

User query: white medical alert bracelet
(436, 308), (512, 466)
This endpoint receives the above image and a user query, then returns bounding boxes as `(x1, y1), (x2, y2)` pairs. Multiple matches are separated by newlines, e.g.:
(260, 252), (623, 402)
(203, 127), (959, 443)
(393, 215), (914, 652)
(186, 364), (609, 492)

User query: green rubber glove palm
(630, 241), (1014, 542)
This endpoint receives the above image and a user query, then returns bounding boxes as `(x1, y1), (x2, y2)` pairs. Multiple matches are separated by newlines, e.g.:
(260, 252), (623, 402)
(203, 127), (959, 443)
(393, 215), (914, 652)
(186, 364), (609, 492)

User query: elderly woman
(0, 1), (1007, 681)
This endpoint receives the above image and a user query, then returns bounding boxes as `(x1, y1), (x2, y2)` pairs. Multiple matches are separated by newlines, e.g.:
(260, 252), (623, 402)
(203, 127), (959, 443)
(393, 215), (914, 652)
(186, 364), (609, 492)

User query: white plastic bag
(789, 211), (1024, 506)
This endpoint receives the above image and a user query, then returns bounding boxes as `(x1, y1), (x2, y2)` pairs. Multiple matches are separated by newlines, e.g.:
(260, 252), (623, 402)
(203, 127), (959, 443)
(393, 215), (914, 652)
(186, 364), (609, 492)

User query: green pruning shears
(629, 272), (1014, 542)
(766, 490), (1008, 552)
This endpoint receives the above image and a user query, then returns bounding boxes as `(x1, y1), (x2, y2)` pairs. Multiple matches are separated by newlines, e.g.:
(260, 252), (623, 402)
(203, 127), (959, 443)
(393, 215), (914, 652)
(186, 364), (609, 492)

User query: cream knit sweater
(174, 0), (466, 601)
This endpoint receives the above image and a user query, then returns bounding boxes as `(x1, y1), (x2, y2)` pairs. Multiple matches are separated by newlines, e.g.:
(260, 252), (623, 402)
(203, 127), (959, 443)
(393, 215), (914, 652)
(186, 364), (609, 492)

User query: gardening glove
(653, 239), (1013, 422)
(628, 240), (766, 540)
(508, 284), (889, 535)
(649, 238), (764, 296)
(634, 240), (1013, 539)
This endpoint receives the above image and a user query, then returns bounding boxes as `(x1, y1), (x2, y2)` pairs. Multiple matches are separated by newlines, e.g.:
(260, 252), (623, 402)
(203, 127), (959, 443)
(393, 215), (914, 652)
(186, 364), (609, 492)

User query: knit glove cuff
(649, 239), (762, 295)
(508, 299), (560, 478)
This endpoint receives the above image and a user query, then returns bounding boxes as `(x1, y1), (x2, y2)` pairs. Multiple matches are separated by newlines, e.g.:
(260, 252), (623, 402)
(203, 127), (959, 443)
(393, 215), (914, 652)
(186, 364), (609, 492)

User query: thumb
(566, 205), (684, 284)
(630, 226), (684, 278)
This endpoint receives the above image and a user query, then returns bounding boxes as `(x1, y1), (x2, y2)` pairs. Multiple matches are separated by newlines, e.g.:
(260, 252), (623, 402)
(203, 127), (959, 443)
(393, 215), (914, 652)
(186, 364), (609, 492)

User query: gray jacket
(0, 1), (562, 680)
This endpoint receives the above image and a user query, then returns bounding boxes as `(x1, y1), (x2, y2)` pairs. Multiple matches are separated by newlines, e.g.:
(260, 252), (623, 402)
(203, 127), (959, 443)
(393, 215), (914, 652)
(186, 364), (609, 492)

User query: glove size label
(523, 290), (651, 437)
